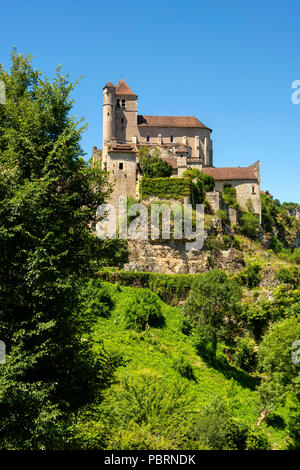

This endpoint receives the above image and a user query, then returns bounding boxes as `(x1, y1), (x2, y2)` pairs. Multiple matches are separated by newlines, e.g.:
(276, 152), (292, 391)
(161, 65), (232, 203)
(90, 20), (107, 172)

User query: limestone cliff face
(124, 240), (244, 274)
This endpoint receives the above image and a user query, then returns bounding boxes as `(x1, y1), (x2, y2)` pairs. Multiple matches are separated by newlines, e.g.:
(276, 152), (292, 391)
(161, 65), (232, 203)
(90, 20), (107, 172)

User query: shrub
(222, 187), (237, 207)
(122, 288), (165, 331)
(193, 325), (217, 363)
(245, 428), (271, 450)
(204, 198), (213, 214)
(202, 173), (215, 192)
(184, 269), (242, 361)
(287, 407), (300, 448)
(232, 236), (241, 250)
(191, 396), (271, 450)
(265, 413), (286, 429)
(172, 356), (195, 380)
(107, 423), (176, 450)
(216, 209), (229, 225)
(138, 146), (173, 178)
(241, 300), (271, 340)
(269, 236), (284, 253)
(257, 316), (300, 414)
(240, 211), (259, 239)
(193, 178), (205, 205)
(291, 247), (300, 264)
(180, 317), (192, 335)
(103, 375), (194, 449)
(190, 396), (250, 450)
(239, 263), (262, 288)
(80, 279), (114, 322)
(233, 335), (257, 372)
(277, 266), (300, 288)
(96, 270), (198, 304)
(222, 234), (231, 248)
(183, 169), (215, 192)
(203, 236), (223, 251)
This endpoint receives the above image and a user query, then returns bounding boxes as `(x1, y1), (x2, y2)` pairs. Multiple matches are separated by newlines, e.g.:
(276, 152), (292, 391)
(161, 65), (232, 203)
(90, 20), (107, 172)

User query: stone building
(93, 79), (261, 219)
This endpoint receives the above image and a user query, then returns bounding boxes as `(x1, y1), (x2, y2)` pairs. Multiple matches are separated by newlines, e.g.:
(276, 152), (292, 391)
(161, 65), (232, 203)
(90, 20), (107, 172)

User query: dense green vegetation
(261, 193), (300, 250)
(96, 269), (198, 304)
(138, 146), (173, 178)
(222, 186), (239, 209)
(0, 51), (299, 451)
(0, 51), (120, 449)
(140, 177), (192, 201)
(68, 274), (299, 450)
(183, 168), (215, 206)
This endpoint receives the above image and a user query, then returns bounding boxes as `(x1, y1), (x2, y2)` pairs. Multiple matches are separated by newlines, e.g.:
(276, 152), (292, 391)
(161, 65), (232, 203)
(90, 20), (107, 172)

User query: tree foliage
(0, 50), (116, 448)
(138, 146), (173, 178)
(184, 269), (242, 361)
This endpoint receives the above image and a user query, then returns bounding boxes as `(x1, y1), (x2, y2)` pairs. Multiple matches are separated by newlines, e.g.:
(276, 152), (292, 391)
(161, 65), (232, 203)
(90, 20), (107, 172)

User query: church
(93, 79), (261, 219)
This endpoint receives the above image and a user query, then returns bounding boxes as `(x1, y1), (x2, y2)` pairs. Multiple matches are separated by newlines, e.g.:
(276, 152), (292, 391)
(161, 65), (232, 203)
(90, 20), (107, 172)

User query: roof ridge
(137, 115), (211, 130)
(115, 79), (137, 96)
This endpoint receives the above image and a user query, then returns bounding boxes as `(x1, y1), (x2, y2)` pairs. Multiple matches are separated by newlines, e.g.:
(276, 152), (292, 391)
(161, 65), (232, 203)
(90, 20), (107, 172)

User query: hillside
(71, 280), (292, 450)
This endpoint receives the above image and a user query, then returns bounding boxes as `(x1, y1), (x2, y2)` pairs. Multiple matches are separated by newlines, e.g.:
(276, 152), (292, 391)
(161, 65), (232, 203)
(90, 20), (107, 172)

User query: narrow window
(119, 162), (123, 170)
(116, 99), (120, 109)
(170, 135), (174, 143)
(146, 135), (150, 142)
(252, 186), (255, 194)
(122, 98), (126, 108)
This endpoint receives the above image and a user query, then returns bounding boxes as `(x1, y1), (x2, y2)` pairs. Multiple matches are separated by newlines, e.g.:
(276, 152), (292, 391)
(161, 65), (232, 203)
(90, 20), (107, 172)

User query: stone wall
(106, 152), (137, 206)
(214, 179), (261, 220)
(205, 190), (223, 213)
(124, 240), (244, 274)
(137, 126), (212, 160)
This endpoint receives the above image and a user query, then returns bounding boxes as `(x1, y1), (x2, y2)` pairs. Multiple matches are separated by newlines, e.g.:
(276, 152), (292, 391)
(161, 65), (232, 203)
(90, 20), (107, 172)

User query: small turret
(103, 82), (116, 145)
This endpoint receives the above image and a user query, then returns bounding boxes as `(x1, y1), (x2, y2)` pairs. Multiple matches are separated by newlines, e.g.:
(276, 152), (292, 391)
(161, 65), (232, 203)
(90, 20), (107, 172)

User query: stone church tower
(94, 79), (261, 219)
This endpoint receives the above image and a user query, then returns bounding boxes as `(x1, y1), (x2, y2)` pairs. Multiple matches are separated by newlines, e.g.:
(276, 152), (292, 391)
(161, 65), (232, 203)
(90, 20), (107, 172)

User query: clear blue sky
(1, 0), (299, 203)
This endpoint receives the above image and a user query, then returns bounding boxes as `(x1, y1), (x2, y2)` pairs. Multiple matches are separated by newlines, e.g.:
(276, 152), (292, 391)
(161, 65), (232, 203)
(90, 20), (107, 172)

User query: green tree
(257, 316), (300, 440)
(240, 210), (260, 239)
(0, 51), (116, 448)
(121, 288), (165, 331)
(183, 169), (215, 206)
(138, 146), (172, 177)
(222, 186), (238, 208)
(184, 269), (242, 362)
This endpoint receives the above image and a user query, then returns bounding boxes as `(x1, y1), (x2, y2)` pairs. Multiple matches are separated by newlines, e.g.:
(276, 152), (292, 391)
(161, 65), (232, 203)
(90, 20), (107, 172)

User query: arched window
(146, 135), (150, 142)
(116, 99), (120, 109)
(122, 98), (126, 108)
(170, 135), (174, 143)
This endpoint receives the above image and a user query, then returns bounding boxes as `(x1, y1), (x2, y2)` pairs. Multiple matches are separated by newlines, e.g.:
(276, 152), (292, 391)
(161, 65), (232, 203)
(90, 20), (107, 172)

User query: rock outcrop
(124, 240), (244, 274)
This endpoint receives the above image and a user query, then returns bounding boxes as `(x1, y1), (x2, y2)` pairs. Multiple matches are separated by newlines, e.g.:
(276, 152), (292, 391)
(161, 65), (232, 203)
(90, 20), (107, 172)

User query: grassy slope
(92, 282), (289, 450)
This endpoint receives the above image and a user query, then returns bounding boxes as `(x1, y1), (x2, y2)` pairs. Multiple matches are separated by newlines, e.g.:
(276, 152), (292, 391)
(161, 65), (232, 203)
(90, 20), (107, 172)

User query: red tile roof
(103, 82), (115, 89)
(108, 143), (137, 153)
(115, 79), (137, 96)
(137, 115), (211, 130)
(202, 164), (257, 181)
(175, 144), (189, 154)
